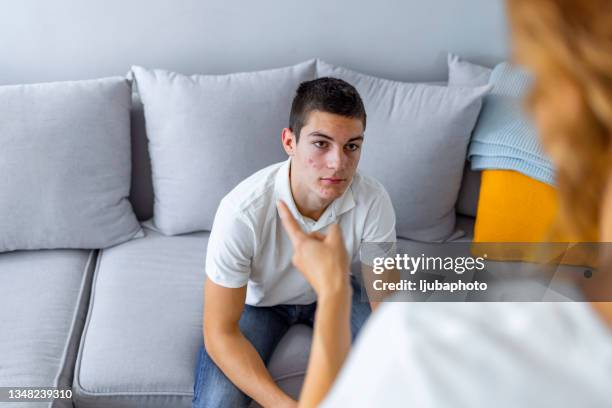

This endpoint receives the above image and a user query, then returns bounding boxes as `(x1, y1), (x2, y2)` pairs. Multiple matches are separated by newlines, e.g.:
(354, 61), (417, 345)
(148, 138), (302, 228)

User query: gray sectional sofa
(0, 178), (479, 408)
(1, 1), (514, 406)
(0, 56), (485, 408)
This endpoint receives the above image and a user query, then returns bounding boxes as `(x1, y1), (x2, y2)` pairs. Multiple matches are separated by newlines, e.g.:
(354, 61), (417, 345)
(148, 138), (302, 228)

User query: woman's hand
(277, 200), (352, 408)
(276, 200), (350, 297)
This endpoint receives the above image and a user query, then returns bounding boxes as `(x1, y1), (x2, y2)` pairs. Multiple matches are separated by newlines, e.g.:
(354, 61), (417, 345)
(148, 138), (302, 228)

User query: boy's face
(282, 110), (364, 204)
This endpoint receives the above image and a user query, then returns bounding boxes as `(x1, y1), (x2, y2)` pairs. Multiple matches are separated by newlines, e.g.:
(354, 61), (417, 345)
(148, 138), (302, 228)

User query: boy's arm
(361, 263), (399, 310)
(203, 279), (296, 408)
(361, 188), (398, 309)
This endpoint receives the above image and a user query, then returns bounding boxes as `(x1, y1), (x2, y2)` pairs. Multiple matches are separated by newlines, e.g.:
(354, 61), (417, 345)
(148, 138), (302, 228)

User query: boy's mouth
(320, 177), (346, 185)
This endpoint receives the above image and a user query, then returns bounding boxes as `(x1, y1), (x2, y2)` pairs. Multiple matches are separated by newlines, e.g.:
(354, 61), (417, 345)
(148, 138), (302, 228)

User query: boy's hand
(277, 200), (350, 296)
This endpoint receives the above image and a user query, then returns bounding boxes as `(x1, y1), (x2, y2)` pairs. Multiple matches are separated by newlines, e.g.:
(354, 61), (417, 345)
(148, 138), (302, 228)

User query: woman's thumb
(326, 223), (343, 244)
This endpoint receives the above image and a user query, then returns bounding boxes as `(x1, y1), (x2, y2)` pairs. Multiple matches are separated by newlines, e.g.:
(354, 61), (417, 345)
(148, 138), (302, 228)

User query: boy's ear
(281, 127), (297, 156)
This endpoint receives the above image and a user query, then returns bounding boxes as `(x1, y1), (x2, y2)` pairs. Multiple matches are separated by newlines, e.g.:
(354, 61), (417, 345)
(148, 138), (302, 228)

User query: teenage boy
(192, 77), (396, 408)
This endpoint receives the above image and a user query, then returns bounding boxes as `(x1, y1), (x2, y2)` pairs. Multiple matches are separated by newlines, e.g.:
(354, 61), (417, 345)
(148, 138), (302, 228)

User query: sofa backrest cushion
(131, 60), (317, 235)
(317, 59), (491, 241)
(129, 92), (154, 221)
(0, 77), (143, 252)
(447, 54), (493, 217)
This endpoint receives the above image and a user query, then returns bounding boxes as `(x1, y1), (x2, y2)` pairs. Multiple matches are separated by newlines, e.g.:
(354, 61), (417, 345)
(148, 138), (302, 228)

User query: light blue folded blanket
(467, 62), (555, 185)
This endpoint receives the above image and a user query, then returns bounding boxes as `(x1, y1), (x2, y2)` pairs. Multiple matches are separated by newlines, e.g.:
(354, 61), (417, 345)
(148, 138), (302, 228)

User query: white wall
(0, 0), (509, 85)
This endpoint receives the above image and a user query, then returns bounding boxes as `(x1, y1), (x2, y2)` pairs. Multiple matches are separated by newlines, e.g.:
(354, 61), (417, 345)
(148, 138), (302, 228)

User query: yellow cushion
(472, 170), (596, 267)
(474, 169), (560, 242)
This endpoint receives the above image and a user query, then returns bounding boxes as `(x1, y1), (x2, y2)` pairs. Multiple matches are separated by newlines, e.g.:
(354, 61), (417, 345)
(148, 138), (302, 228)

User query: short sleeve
(205, 202), (254, 288)
(362, 187), (396, 243)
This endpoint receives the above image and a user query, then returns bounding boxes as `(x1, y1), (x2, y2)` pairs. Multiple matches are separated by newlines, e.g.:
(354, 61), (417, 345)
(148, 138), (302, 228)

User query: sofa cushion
(266, 324), (312, 398)
(474, 170), (563, 243)
(456, 166), (482, 217)
(447, 54), (492, 218)
(251, 324), (312, 407)
(0, 77), (143, 252)
(448, 53), (492, 87)
(316, 59), (490, 241)
(131, 60), (317, 236)
(128, 91), (155, 222)
(0, 249), (96, 408)
(73, 226), (310, 408)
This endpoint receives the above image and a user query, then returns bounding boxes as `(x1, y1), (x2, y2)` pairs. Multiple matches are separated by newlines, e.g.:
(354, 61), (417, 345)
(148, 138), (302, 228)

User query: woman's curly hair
(507, 0), (612, 241)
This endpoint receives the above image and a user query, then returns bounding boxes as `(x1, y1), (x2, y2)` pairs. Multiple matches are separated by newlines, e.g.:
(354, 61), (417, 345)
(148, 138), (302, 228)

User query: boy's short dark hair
(289, 77), (366, 140)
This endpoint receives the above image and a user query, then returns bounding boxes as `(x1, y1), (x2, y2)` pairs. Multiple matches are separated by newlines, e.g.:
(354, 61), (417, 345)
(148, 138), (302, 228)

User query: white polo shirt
(205, 158), (396, 306)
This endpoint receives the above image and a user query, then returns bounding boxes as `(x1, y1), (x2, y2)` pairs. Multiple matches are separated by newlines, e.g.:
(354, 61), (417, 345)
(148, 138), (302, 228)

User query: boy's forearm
(206, 330), (295, 407)
(299, 284), (352, 408)
(362, 265), (399, 306)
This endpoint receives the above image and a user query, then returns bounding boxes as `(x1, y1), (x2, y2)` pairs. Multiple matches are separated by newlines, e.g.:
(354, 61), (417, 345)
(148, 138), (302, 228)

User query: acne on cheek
(306, 158), (321, 169)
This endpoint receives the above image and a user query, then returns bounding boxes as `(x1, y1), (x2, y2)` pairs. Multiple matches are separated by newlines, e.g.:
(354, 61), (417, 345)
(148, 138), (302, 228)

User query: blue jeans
(192, 276), (370, 408)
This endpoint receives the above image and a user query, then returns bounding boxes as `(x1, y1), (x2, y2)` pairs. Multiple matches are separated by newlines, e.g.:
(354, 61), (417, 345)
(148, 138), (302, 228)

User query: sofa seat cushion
(265, 324), (312, 400)
(73, 225), (311, 408)
(0, 249), (96, 408)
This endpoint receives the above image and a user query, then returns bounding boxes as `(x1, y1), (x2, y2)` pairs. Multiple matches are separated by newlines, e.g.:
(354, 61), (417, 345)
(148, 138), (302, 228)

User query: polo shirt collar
(275, 158), (355, 232)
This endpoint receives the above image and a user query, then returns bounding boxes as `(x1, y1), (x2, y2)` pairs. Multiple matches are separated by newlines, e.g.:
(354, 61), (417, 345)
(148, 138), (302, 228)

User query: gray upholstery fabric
(453, 215), (476, 242)
(0, 249), (97, 408)
(0, 77), (143, 252)
(448, 53), (493, 87)
(317, 59), (490, 241)
(128, 91), (154, 221)
(456, 166), (482, 217)
(251, 324), (311, 408)
(73, 226), (310, 408)
(131, 60), (317, 236)
(267, 324), (311, 396)
(448, 54), (491, 217)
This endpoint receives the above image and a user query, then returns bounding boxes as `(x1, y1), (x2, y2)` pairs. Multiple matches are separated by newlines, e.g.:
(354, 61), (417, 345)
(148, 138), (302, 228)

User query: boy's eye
(313, 141), (328, 148)
(345, 143), (360, 151)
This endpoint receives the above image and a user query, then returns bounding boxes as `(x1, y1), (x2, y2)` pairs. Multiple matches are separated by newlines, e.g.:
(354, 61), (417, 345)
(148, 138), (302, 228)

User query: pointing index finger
(277, 200), (306, 246)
